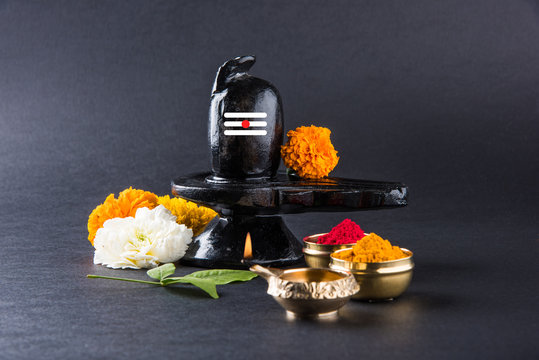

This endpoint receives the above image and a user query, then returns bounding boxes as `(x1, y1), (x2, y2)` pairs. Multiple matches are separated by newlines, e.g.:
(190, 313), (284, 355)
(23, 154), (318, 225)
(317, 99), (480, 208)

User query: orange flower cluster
(280, 125), (339, 179)
(87, 187), (158, 245)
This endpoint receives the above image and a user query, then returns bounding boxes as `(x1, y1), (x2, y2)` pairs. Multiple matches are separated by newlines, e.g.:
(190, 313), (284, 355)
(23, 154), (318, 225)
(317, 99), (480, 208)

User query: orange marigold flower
(87, 187), (158, 245)
(280, 125), (339, 179)
(158, 195), (217, 236)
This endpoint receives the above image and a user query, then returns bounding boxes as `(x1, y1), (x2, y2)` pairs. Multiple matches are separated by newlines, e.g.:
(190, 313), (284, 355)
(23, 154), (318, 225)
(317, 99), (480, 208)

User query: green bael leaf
(185, 269), (258, 284)
(147, 263), (176, 281)
(88, 267), (257, 299)
(162, 277), (219, 299)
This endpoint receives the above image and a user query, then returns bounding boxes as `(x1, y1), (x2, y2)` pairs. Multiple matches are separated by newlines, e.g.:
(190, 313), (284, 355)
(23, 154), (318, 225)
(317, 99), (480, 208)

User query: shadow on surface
(335, 291), (461, 327)
(164, 285), (214, 299)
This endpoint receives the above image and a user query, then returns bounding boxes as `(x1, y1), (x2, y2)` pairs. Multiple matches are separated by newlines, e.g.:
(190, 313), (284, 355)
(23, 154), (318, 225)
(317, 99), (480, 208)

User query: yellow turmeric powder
(332, 233), (407, 262)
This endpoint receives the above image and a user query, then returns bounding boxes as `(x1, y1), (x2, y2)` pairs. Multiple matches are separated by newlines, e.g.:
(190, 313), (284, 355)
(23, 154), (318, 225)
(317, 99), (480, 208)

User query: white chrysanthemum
(93, 205), (193, 269)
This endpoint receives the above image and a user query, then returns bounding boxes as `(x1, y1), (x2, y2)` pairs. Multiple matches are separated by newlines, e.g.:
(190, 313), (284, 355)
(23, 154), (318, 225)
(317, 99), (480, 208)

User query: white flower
(93, 205), (193, 269)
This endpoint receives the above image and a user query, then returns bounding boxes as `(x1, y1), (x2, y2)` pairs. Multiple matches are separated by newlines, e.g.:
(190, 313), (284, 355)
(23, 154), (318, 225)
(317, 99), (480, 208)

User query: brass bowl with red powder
(329, 248), (414, 301)
(303, 233), (357, 268)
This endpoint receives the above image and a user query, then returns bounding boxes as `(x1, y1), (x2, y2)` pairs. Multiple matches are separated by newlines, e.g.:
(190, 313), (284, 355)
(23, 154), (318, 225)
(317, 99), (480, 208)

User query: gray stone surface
(0, 1), (538, 359)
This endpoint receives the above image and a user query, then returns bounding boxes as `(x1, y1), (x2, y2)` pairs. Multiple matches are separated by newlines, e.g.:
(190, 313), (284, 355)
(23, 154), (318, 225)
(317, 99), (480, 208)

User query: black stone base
(174, 171), (408, 269)
(180, 215), (304, 269)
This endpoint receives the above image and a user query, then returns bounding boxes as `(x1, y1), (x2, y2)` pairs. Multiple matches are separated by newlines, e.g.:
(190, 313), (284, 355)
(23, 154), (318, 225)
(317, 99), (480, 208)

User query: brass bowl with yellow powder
(329, 248), (414, 301)
(303, 233), (356, 268)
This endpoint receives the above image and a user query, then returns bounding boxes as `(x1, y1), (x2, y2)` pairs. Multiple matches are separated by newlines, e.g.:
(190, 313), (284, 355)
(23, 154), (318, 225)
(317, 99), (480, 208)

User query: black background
(1, 1), (538, 359)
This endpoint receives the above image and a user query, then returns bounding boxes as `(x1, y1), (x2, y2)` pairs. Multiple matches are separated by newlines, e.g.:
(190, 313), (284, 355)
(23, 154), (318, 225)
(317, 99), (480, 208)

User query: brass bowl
(329, 248), (414, 301)
(250, 264), (359, 317)
(303, 233), (356, 268)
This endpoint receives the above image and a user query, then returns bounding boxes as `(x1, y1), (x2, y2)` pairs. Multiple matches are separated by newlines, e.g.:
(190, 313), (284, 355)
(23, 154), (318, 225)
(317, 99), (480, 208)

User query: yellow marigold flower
(157, 195), (217, 236)
(280, 125), (339, 179)
(87, 187), (158, 245)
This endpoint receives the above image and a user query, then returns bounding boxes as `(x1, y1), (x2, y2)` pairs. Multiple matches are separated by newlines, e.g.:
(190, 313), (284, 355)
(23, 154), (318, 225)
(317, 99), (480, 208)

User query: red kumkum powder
(317, 219), (365, 245)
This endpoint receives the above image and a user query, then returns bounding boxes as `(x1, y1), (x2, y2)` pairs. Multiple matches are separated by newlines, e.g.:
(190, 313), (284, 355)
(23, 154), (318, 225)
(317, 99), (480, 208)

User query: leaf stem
(87, 274), (161, 285)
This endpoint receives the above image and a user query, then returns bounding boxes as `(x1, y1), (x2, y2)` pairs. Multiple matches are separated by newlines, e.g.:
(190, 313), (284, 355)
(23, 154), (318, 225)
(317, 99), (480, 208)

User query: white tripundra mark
(224, 121), (267, 127)
(224, 112), (267, 118)
(224, 130), (267, 136)
(223, 112), (268, 136)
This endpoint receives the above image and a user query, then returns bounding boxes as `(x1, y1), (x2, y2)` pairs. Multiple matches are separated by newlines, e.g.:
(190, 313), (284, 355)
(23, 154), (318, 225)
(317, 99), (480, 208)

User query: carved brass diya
(250, 264), (359, 317)
(329, 248), (414, 301)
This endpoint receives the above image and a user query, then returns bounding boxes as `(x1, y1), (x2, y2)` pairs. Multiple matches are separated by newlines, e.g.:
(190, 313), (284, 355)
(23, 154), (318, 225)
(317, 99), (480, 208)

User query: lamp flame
(243, 232), (253, 259)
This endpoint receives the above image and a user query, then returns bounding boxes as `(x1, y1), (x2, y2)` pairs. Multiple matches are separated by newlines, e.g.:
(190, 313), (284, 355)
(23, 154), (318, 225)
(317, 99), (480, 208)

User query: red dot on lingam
(242, 120), (250, 128)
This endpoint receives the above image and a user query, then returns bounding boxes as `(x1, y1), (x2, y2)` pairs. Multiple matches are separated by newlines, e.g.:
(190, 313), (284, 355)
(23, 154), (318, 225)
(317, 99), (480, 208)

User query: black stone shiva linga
(172, 55), (408, 269)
